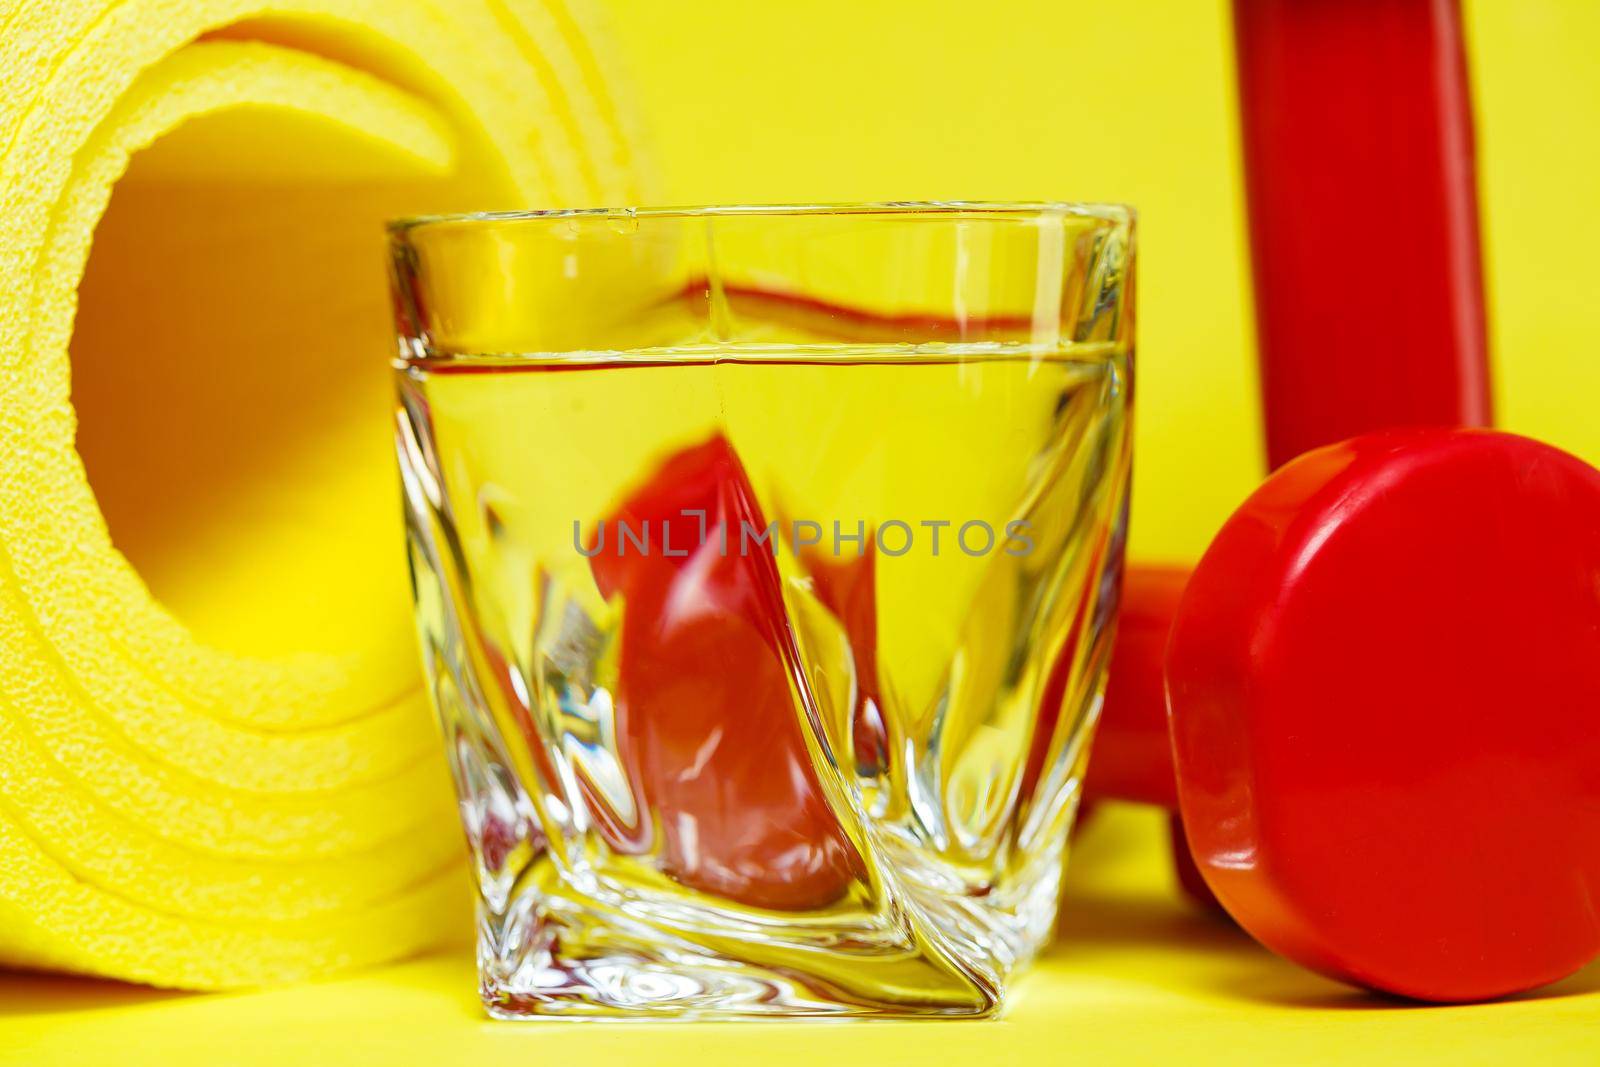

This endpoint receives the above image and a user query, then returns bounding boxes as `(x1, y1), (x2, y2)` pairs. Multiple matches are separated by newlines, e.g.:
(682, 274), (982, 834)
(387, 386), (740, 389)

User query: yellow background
(6, 0), (1598, 1059)
(603, 0), (1600, 563)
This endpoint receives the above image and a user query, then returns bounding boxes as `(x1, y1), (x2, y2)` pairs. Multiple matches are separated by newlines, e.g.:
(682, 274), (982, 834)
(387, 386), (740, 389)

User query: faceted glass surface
(390, 204), (1133, 1018)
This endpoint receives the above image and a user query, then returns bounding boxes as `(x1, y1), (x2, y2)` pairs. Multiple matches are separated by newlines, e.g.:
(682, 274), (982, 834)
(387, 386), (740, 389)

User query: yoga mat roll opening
(0, 0), (646, 989)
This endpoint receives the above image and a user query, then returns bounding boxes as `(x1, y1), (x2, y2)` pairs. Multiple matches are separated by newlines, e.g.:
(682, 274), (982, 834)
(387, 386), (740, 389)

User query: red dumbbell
(1085, 426), (1600, 1002)
(588, 435), (860, 911)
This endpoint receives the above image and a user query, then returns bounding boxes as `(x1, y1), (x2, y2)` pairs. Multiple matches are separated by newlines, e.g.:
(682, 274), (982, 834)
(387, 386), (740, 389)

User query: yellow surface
(600, 0), (1600, 562)
(0, 0), (641, 987)
(4, 806), (1596, 1065)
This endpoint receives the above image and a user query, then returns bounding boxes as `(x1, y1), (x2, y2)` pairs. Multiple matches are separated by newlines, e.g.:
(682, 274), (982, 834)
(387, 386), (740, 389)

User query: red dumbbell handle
(1083, 566), (1187, 808)
(1083, 566), (1215, 907)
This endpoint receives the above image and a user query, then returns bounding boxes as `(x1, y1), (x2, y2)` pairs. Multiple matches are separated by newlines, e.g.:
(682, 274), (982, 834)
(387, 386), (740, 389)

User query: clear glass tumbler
(389, 203), (1134, 1019)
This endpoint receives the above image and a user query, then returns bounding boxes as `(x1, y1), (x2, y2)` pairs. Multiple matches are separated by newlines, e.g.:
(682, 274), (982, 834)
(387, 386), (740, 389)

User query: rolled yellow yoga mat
(0, 0), (645, 988)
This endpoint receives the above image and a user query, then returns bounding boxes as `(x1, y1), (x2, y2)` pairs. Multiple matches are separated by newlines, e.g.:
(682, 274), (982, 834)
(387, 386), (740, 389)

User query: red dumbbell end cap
(1167, 428), (1600, 1002)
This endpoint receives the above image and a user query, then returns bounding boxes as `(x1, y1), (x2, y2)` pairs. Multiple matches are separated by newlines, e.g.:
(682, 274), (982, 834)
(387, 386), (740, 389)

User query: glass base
(473, 854), (1070, 1019)
(482, 946), (995, 1020)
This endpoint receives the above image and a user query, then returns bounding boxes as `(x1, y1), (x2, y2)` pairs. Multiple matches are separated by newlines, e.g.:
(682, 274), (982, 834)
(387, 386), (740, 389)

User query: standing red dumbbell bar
(1072, 0), (1592, 1001)
(1088, 0), (1498, 909)
(1234, 0), (1492, 466)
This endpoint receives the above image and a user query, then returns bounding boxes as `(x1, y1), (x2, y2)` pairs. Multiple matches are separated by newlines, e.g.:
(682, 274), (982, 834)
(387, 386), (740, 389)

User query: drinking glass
(389, 203), (1134, 1018)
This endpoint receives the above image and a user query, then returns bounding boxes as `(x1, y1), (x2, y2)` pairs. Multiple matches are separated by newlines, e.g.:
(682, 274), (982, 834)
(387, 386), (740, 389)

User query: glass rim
(388, 200), (1134, 238)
